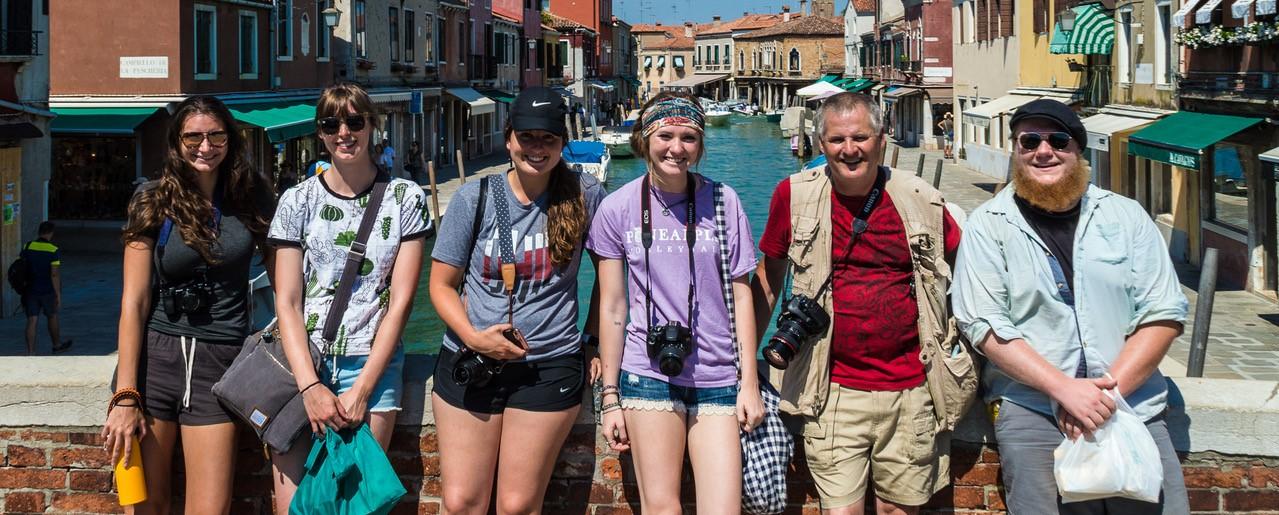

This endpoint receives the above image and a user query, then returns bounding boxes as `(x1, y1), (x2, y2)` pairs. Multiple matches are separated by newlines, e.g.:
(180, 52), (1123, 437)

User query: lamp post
(322, 6), (342, 29)
(1059, 7), (1077, 31)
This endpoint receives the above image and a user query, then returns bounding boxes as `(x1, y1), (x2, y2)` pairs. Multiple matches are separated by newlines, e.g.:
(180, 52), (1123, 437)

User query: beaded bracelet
(600, 401), (622, 413)
(108, 388), (143, 414)
(600, 384), (620, 394)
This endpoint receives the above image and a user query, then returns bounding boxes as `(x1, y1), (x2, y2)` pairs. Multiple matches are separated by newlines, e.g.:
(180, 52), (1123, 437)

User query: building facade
(735, 9), (844, 111)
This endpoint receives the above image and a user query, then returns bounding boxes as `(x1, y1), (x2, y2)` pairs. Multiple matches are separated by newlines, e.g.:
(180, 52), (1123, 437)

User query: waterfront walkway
(5, 144), (1277, 382)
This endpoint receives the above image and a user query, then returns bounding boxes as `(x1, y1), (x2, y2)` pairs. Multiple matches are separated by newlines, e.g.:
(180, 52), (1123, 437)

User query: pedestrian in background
(104, 95), (277, 513)
(267, 83), (429, 514)
(20, 221), (71, 355)
(380, 138), (397, 176)
(952, 99), (1191, 513)
(590, 91), (764, 514)
(406, 141), (425, 184)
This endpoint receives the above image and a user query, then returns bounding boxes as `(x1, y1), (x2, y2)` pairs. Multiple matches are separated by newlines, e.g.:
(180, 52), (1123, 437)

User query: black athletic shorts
(432, 345), (584, 414)
(141, 330), (242, 425)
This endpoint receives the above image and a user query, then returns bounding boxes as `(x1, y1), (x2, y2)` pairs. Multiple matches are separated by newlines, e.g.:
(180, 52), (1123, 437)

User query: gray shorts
(141, 330), (242, 426)
(993, 400), (1189, 515)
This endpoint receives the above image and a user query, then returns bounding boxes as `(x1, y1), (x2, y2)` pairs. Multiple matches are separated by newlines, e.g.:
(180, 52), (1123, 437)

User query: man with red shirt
(752, 93), (962, 515)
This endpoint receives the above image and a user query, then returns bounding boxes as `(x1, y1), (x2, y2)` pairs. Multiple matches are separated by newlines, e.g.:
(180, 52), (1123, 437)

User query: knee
(494, 492), (539, 515)
(441, 487), (489, 515)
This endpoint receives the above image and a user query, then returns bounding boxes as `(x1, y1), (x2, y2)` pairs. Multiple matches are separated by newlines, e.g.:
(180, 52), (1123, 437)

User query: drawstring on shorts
(179, 336), (197, 409)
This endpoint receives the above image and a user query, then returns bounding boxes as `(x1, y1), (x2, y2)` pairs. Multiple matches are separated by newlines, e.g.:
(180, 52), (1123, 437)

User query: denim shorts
(318, 347), (405, 412)
(619, 371), (737, 416)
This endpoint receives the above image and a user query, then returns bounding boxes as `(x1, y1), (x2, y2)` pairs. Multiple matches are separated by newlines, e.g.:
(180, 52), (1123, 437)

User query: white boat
(705, 109), (732, 126)
(598, 127), (634, 158)
(731, 104), (759, 116)
(563, 140), (612, 184)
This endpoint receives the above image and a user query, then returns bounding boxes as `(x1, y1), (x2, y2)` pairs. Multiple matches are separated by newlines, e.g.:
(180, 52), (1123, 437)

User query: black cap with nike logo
(511, 86), (568, 139)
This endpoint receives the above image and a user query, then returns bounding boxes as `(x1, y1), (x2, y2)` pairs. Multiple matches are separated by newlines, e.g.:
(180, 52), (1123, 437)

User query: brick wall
(1, 424), (1277, 514)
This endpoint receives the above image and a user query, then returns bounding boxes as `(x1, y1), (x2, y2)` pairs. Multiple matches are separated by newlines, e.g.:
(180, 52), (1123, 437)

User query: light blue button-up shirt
(952, 184), (1189, 421)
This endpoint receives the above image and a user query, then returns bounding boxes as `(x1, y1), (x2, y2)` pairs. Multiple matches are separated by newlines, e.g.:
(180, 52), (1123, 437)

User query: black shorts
(432, 345), (584, 414)
(22, 293), (56, 318)
(140, 330), (242, 425)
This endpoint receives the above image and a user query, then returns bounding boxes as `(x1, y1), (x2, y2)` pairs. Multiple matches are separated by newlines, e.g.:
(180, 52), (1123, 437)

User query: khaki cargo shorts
(802, 383), (950, 508)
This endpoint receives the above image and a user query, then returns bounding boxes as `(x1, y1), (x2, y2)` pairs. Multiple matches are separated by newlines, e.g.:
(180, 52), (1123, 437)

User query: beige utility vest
(771, 165), (964, 427)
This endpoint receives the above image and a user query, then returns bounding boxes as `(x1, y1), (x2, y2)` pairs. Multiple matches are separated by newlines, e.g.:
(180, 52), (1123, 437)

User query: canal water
(402, 114), (805, 354)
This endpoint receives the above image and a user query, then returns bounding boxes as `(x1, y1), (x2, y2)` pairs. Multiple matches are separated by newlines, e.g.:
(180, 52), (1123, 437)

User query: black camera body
(646, 322), (693, 377)
(451, 347), (501, 388)
(763, 294), (831, 370)
(161, 281), (216, 317)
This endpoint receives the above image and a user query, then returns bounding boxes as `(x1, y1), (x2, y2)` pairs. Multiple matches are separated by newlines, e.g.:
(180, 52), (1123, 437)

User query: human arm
(596, 254), (630, 451)
(733, 276), (764, 432)
(103, 239), (153, 466)
(750, 179), (792, 345)
(426, 261), (527, 360)
(750, 256), (787, 346)
(584, 267), (602, 384)
(274, 246), (350, 434)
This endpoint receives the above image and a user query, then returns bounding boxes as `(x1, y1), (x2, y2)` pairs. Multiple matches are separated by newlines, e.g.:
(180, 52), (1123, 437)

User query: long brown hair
(122, 96), (274, 262)
(504, 125), (586, 267)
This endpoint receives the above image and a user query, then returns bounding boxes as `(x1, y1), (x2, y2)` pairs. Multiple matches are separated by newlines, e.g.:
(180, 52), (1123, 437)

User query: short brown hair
(315, 83), (382, 131)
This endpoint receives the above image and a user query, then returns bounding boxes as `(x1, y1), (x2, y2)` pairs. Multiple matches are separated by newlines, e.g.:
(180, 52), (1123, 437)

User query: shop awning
(445, 87), (496, 116)
(1049, 4), (1115, 55)
(1260, 146), (1279, 165)
(797, 80), (845, 97)
(961, 93), (1039, 127)
(1258, 0), (1276, 15)
(844, 78), (875, 93)
(587, 79), (615, 92)
(1127, 111), (1264, 169)
(1173, 0), (1207, 25)
(664, 74), (729, 89)
(1232, 0), (1255, 18)
(622, 75), (642, 87)
(883, 86), (922, 99)
(1081, 109), (1167, 151)
(50, 106), (160, 135)
(820, 74), (841, 84)
(476, 88), (516, 104)
(1196, 0), (1226, 23)
(229, 100), (317, 143)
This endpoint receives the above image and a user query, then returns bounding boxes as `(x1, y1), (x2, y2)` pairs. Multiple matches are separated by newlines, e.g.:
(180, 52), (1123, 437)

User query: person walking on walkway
(952, 99), (1191, 513)
(751, 92), (963, 515)
(938, 112), (954, 159)
(103, 95), (277, 513)
(590, 91), (764, 514)
(405, 141), (425, 184)
(429, 86), (607, 514)
(267, 83), (429, 513)
(21, 221), (71, 355)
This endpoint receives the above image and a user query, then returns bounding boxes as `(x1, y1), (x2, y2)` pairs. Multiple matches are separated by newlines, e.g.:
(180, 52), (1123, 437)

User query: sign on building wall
(1135, 63), (1154, 84)
(119, 57), (169, 79)
(923, 67), (952, 78)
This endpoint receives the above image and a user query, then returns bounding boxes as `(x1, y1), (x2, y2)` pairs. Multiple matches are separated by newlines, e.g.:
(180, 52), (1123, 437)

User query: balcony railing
(0, 30), (39, 57)
(1177, 71), (1279, 99)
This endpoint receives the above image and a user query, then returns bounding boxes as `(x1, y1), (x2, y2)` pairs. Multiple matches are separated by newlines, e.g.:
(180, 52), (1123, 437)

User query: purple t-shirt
(586, 175), (757, 387)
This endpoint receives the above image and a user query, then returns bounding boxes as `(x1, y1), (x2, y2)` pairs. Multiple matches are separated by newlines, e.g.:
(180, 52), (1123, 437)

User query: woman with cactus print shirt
(265, 83), (428, 513)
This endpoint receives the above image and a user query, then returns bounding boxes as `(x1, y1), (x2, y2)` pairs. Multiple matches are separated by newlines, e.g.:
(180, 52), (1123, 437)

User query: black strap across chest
(641, 173), (696, 326)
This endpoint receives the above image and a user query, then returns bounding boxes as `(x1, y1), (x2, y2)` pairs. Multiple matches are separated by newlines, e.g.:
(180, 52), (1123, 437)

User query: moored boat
(705, 109), (732, 126)
(563, 140), (612, 184)
(765, 110), (783, 122)
(598, 127), (634, 158)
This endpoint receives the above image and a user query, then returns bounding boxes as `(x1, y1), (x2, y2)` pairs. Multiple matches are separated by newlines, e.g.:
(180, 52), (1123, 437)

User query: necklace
(651, 174), (697, 216)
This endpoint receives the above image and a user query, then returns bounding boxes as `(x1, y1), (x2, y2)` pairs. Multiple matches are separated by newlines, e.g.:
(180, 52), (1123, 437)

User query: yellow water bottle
(114, 437), (147, 506)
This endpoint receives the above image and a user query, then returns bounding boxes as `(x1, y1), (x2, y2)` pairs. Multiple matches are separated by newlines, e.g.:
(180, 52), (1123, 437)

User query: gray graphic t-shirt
(268, 174), (430, 356)
(432, 171), (606, 361)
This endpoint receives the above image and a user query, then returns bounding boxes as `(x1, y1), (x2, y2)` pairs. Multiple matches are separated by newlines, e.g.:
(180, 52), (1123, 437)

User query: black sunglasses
(181, 130), (229, 148)
(1017, 131), (1073, 151)
(317, 114), (368, 135)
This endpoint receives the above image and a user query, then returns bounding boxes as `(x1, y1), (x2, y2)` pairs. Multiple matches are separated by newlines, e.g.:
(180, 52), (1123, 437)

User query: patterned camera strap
(489, 173), (518, 323)
(711, 181), (744, 383)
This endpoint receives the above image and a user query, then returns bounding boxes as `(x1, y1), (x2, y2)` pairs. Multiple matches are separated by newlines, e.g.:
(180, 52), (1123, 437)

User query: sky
(615, 0), (851, 26)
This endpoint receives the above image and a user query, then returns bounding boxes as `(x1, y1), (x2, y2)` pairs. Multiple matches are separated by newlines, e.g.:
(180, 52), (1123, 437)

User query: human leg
(270, 435), (314, 515)
(178, 422), (237, 514)
(685, 410), (742, 514)
(994, 401), (1100, 515)
(1101, 414), (1189, 515)
(24, 315), (35, 355)
(803, 385), (873, 513)
(619, 372), (689, 515)
(128, 417), (178, 515)
(47, 312), (64, 351)
(493, 407), (579, 514)
(433, 393), (504, 515)
(868, 386), (947, 510)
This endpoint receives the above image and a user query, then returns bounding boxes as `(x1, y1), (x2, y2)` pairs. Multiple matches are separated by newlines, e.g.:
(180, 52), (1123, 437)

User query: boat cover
(563, 141), (608, 164)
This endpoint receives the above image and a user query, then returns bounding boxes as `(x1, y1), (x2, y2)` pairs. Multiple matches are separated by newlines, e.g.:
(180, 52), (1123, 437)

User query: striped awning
(1259, 0), (1276, 14)
(1173, 0), (1207, 25)
(1196, 0), (1226, 23)
(1049, 4), (1115, 55)
(1231, 0), (1255, 18)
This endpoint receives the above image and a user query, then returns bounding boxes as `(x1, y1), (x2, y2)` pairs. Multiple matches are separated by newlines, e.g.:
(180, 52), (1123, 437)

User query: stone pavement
(889, 143), (1279, 381)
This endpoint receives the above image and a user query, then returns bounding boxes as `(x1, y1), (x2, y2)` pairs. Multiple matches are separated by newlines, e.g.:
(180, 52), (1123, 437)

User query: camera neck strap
(810, 169), (884, 300)
(641, 173), (697, 328)
(153, 185), (225, 287)
(490, 171), (519, 325)
(321, 176), (389, 344)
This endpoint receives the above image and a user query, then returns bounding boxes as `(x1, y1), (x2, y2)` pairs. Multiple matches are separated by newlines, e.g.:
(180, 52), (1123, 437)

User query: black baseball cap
(511, 87), (568, 139)
(1009, 99), (1087, 150)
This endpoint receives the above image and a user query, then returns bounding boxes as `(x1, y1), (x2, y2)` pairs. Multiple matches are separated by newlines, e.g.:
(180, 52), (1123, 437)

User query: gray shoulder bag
(213, 179), (389, 453)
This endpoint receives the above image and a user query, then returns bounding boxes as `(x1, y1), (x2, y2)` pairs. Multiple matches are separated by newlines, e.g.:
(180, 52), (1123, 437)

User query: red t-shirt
(758, 177), (961, 391)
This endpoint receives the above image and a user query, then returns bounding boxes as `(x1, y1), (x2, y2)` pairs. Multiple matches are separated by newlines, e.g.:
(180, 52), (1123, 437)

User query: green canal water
(402, 115), (805, 354)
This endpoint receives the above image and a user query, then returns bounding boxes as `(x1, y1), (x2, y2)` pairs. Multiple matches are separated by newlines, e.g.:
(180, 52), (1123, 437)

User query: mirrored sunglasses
(180, 131), (229, 148)
(1017, 131), (1073, 151)
(317, 114), (368, 135)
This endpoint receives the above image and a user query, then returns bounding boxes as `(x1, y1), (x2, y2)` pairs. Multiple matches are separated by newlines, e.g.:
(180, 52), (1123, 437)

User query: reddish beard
(1012, 156), (1092, 212)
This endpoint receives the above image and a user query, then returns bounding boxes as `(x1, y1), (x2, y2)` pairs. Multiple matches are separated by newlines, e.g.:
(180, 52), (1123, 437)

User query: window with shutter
(997, 0), (1015, 38)
(977, 0), (990, 41)
(1034, 0), (1049, 33)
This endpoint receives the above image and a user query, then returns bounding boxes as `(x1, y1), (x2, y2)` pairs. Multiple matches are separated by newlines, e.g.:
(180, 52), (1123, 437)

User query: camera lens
(657, 349), (685, 376)
(763, 334), (799, 370)
(452, 350), (495, 388)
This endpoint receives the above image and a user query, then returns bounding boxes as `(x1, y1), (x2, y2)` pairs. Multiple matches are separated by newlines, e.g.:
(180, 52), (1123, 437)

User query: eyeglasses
(317, 114), (368, 135)
(1017, 131), (1073, 151)
(181, 131), (229, 148)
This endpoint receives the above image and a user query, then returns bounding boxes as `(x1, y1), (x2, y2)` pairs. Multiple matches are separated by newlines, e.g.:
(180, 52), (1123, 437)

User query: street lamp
(1059, 7), (1077, 31)
(322, 6), (342, 28)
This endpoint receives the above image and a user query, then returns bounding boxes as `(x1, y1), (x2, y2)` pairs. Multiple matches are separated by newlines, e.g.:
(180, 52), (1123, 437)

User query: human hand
(601, 409), (630, 452)
(587, 351), (602, 385)
(466, 324), (528, 361)
(1058, 411), (1088, 440)
(737, 386), (765, 433)
(102, 405), (147, 467)
(337, 387), (370, 428)
(1051, 376), (1118, 436)
(301, 383), (350, 434)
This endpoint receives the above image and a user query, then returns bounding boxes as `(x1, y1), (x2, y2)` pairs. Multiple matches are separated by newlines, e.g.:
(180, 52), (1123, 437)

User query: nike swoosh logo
(560, 386), (572, 393)
(532, 101), (552, 107)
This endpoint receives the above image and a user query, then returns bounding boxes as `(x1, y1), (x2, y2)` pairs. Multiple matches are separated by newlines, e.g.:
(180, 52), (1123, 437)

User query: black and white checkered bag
(713, 181), (793, 515)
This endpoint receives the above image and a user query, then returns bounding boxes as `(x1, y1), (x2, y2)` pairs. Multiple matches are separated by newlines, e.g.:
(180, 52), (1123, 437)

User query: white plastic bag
(1052, 389), (1163, 504)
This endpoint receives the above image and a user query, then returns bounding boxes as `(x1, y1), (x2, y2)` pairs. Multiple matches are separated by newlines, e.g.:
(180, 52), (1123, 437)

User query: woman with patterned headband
(587, 91), (765, 513)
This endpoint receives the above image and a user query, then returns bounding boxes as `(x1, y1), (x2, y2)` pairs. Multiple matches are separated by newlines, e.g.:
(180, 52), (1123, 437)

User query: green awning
(1127, 111), (1264, 169)
(845, 78), (876, 93)
(50, 107), (160, 135)
(229, 101), (316, 143)
(832, 77), (858, 88)
(1050, 4), (1115, 55)
(820, 74), (841, 84)
(477, 88), (516, 104)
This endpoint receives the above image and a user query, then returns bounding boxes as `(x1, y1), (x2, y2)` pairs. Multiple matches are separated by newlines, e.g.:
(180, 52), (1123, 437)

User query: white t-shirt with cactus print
(268, 173), (430, 356)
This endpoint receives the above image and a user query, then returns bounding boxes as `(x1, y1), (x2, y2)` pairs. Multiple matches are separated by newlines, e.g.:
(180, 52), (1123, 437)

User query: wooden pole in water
(456, 149), (466, 184)
(427, 160), (442, 227)
(915, 154), (926, 177)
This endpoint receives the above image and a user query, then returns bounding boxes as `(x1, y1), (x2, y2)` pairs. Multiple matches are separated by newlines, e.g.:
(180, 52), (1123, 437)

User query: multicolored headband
(641, 98), (705, 138)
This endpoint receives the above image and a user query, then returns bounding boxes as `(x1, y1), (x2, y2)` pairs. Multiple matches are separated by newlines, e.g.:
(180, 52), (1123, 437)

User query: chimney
(800, 0), (808, 15)
(813, 0), (835, 17)
(783, 5), (791, 22)
(712, 15), (721, 26)
(684, 21), (693, 37)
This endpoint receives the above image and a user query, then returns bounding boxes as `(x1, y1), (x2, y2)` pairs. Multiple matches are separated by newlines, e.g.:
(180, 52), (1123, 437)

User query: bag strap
(711, 181), (743, 384)
(459, 176), (490, 276)
(321, 178), (390, 343)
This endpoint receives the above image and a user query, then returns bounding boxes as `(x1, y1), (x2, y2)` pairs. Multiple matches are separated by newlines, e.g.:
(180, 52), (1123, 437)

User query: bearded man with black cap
(952, 99), (1191, 513)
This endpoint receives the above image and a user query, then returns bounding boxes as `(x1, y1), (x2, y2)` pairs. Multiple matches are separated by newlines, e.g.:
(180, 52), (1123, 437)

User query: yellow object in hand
(114, 437), (147, 506)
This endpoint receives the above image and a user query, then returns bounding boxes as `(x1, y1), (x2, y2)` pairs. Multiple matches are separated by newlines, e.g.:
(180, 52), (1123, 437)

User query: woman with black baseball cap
(428, 86), (608, 513)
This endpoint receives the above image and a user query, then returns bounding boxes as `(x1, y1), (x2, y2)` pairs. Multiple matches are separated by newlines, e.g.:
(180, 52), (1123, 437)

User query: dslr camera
(762, 294), (831, 370)
(451, 328), (528, 388)
(160, 281), (216, 317)
(647, 322), (693, 377)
